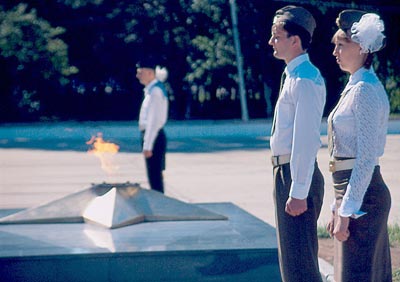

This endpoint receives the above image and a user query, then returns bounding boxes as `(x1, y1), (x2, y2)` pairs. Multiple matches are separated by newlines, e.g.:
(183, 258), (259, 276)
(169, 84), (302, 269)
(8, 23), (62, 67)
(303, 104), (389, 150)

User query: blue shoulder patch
(361, 70), (379, 84)
(291, 61), (324, 85)
(150, 81), (168, 97)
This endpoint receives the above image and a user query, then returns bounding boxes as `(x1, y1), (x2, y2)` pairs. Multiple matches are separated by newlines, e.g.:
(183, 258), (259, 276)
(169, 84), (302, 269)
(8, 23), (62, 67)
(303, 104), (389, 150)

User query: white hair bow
(351, 13), (385, 53)
(155, 66), (168, 82)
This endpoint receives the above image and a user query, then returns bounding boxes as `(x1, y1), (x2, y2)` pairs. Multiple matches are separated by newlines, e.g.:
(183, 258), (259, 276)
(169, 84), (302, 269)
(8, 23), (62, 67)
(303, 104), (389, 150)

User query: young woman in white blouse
(326, 10), (391, 281)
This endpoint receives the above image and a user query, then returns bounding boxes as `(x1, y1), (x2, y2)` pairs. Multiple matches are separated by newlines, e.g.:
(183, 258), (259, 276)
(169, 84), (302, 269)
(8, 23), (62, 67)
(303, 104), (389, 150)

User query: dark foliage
(0, 0), (399, 122)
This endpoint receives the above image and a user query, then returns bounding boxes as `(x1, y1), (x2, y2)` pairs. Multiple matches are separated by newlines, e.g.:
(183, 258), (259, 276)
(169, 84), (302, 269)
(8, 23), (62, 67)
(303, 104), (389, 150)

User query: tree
(0, 3), (78, 121)
(0, 0), (398, 122)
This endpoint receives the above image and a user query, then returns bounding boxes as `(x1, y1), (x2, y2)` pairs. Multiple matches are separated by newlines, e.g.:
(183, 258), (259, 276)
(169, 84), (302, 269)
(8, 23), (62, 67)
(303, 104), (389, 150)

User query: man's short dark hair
(282, 21), (312, 50)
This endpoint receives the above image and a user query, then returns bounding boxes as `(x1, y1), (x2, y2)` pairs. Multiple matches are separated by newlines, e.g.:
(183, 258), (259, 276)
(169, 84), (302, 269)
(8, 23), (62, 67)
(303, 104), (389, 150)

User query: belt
(271, 154), (290, 167)
(140, 128), (164, 134)
(329, 159), (355, 173)
(329, 158), (379, 173)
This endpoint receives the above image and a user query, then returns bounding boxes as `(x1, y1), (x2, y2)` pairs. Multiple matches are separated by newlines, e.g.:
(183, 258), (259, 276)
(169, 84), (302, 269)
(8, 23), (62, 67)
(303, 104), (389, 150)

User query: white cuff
(289, 183), (308, 200)
(338, 198), (367, 218)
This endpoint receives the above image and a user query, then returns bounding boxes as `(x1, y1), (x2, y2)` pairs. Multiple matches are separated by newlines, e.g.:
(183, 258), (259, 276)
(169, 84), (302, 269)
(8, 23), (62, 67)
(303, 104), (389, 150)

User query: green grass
(394, 269), (400, 282)
(317, 225), (331, 239)
(385, 224), (400, 279)
(389, 223), (400, 247)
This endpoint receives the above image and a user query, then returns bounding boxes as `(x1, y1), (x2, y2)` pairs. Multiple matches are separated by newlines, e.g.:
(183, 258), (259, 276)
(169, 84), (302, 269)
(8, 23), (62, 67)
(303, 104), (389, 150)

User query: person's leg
(145, 130), (166, 193)
(273, 163), (323, 282)
(335, 167), (392, 282)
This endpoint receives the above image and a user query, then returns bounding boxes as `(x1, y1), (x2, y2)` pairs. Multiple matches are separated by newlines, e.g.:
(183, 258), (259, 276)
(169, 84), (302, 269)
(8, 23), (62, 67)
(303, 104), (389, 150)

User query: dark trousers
(273, 162), (324, 282)
(141, 129), (166, 193)
(333, 166), (392, 282)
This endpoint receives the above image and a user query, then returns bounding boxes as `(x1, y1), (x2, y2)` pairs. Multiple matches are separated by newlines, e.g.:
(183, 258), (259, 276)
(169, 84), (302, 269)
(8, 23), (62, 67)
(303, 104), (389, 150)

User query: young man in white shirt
(136, 58), (168, 193)
(268, 5), (326, 281)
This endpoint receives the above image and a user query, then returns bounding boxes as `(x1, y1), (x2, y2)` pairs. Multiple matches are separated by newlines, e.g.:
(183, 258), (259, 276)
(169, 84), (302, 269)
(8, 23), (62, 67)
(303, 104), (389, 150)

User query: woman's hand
(326, 211), (335, 238)
(333, 216), (350, 242)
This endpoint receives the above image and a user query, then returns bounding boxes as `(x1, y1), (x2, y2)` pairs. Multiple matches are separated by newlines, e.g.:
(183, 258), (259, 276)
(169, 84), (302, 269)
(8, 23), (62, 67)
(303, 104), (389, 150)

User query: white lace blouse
(328, 67), (390, 217)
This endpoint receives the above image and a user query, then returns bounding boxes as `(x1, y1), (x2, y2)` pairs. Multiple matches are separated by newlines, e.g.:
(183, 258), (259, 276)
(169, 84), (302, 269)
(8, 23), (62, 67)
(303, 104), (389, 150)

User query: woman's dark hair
(282, 20), (312, 50)
(364, 53), (374, 69)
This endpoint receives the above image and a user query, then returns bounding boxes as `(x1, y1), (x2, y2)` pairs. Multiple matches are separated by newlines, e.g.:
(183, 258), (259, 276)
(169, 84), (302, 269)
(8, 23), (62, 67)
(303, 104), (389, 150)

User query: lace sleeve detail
(341, 83), (380, 212)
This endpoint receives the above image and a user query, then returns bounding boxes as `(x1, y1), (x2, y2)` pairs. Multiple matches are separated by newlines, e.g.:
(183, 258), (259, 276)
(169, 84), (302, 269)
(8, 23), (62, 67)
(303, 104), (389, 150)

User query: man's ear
(291, 35), (300, 46)
(292, 35), (304, 51)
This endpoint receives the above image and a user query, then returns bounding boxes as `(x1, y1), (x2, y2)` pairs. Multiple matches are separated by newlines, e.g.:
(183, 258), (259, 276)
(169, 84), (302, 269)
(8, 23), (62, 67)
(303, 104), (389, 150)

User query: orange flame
(87, 132), (120, 175)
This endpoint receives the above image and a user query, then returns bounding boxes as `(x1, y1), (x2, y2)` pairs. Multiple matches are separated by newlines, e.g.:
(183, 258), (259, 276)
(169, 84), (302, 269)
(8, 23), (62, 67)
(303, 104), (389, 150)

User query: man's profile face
(268, 24), (293, 61)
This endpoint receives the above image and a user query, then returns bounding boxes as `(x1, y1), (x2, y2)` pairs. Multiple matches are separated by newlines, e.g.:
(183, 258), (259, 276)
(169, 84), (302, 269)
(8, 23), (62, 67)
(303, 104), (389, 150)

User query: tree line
(0, 0), (399, 123)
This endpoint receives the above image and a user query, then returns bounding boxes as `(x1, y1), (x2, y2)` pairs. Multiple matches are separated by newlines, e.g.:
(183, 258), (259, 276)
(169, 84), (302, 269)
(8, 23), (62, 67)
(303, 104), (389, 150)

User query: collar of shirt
(286, 53), (310, 75)
(143, 79), (159, 95)
(347, 67), (366, 89)
(345, 67), (378, 91)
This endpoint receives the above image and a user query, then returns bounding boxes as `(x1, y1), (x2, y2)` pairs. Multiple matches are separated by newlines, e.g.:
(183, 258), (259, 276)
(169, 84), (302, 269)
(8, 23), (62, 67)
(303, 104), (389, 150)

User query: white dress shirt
(270, 53), (326, 199)
(328, 67), (389, 217)
(139, 79), (168, 151)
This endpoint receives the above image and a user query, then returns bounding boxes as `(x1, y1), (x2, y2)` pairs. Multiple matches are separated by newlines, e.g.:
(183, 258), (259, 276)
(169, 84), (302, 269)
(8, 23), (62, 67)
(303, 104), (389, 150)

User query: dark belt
(141, 128), (164, 135)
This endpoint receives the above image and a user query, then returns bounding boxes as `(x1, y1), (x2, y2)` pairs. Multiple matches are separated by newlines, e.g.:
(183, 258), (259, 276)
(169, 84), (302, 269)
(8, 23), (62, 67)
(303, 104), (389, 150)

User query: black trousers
(333, 166), (392, 282)
(273, 162), (324, 282)
(141, 129), (166, 193)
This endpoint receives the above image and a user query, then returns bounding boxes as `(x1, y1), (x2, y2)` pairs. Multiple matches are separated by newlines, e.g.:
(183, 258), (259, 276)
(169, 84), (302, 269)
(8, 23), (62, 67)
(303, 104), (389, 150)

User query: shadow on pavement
(0, 120), (272, 153)
(0, 136), (270, 153)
